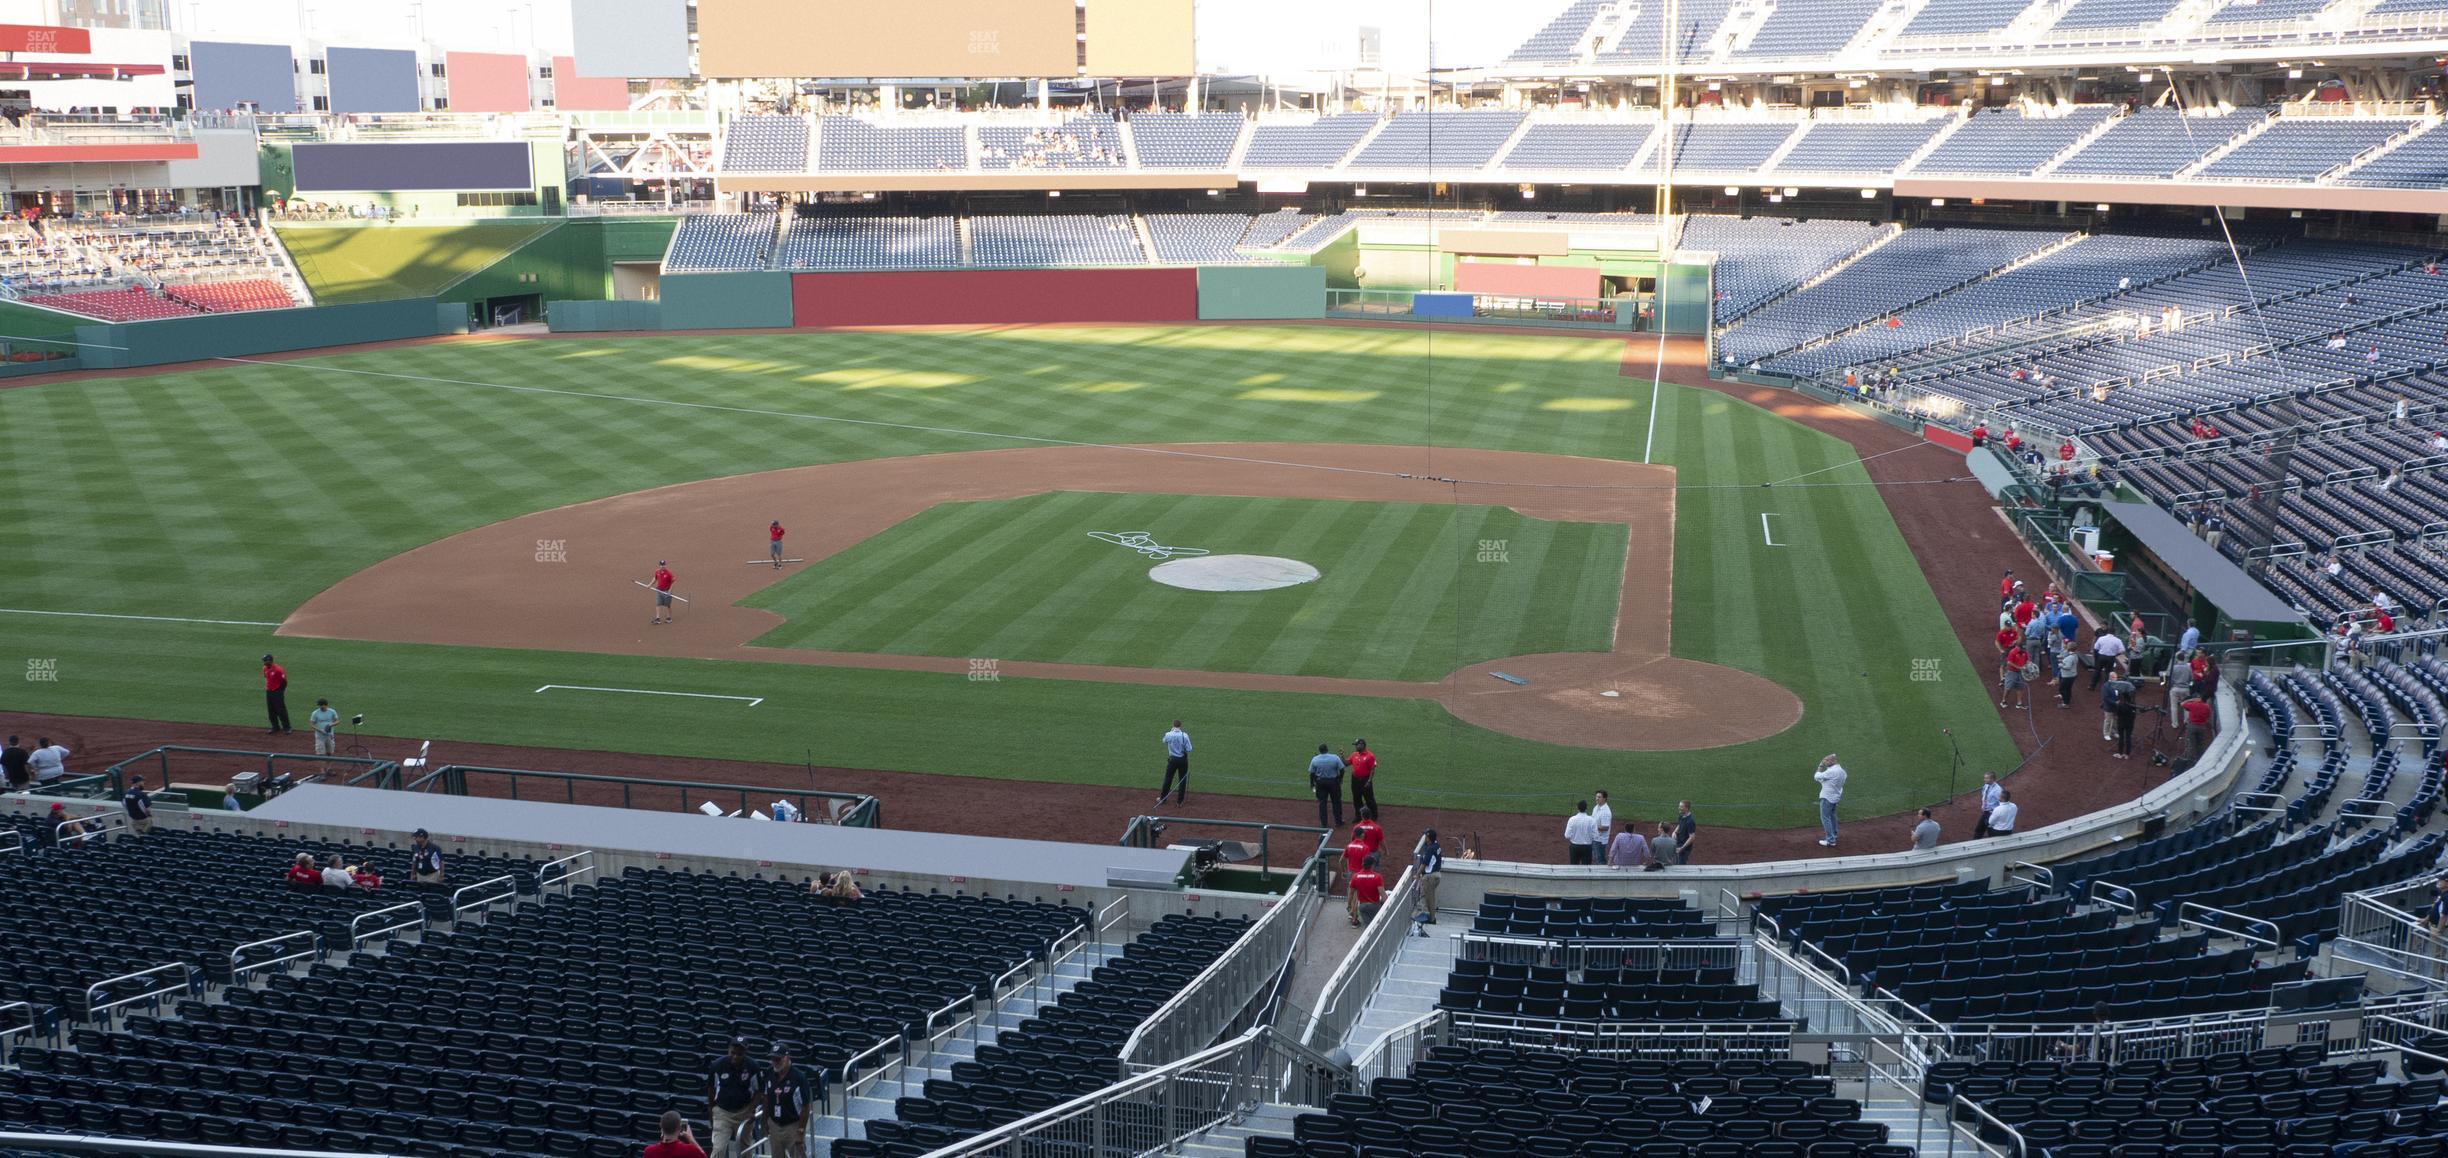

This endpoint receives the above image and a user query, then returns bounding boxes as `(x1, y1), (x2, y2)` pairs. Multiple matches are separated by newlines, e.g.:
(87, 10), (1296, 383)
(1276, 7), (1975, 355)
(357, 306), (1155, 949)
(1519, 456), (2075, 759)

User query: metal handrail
(1117, 852), (1325, 1068)
(835, 1033), (904, 1128)
(0, 1000), (37, 1061)
(1874, 985), (1958, 1052)
(0, 830), (21, 856)
(83, 962), (192, 1023)
(2178, 901), (2282, 948)
(448, 874), (518, 924)
(2005, 861), (2055, 891)
(2088, 879), (2141, 914)
(0, 1134), (395, 1157)
(1301, 860), (1420, 1052)
(348, 900), (428, 950)
(229, 930), (321, 984)
(1953, 1092), (2030, 1156)
(920, 992), (974, 1049)
(1348, 1008), (1444, 1081)
(1093, 895), (1129, 941)
(534, 850), (594, 897)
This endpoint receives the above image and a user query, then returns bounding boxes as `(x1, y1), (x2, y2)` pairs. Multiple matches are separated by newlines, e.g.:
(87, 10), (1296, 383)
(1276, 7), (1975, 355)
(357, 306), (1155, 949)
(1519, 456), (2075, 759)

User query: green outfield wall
(658, 271), (793, 330)
(71, 298), (462, 370)
(1195, 265), (1327, 320)
(546, 299), (664, 331)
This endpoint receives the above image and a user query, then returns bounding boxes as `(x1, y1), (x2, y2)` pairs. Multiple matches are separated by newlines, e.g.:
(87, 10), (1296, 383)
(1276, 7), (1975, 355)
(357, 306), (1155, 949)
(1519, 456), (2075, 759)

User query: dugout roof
(2100, 498), (2306, 627)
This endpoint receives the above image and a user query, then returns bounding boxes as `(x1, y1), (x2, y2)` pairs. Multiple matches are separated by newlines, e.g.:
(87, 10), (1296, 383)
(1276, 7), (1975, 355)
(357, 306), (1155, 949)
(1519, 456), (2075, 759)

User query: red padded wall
(790, 268), (1199, 327)
(1454, 261), (1602, 301)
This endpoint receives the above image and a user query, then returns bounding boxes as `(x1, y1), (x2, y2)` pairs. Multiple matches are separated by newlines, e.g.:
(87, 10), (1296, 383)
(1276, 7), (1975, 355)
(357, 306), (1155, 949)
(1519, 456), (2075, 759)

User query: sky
(169, 0), (1560, 75)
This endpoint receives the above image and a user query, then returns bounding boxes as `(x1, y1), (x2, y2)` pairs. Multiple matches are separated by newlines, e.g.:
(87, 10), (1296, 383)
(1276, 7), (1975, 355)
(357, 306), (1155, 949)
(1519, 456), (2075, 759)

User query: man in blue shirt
(1308, 744), (1346, 829)
(122, 775), (154, 836)
(1414, 829), (1442, 925)
(2177, 620), (2201, 656)
(760, 1045), (820, 1158)
(706, 1037), (762, 1158)
(1158, 720), (1191, 807)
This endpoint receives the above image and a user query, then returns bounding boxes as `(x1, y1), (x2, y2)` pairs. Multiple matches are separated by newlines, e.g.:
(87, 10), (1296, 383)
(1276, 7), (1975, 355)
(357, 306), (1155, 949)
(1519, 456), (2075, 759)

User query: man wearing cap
(309, 699), (339, 757)
(706, 1037), (762, 1158)
(651, 561), (677, 625)
(39, 803), (81, 849)
(408, 829), (444, 883)
(122, 775), (154, 835)
(261, 653), (291, 734)
(760, 1044), (819, 1157)
(767, 521), (787, 570)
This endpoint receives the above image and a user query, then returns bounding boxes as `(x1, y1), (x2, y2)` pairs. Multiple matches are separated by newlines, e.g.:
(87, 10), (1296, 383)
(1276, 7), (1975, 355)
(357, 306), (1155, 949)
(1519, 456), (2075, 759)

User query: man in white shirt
(1591, 790), (1614, 848)
(1988, 791), (2020, 836)
(1157, 720), (1191, 806)
(2372, 588), (2398, 617)
(27, 738), (67, 786)
(319, 855), (354, 889)
(2089, 632), (2126, 690)
(1563, 801), (1599, 865)
(1814, 756), (1847, 848)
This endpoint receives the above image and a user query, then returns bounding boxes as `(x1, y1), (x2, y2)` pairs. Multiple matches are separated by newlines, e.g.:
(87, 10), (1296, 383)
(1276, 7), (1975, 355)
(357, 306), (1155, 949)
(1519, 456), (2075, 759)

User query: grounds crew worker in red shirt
(768, 520), (786, 569)
(1349, 852), (1386, 927)
(651, 562), (676, 625)
(261, 653), (292, 735)
(1347, 739), (1379, 816)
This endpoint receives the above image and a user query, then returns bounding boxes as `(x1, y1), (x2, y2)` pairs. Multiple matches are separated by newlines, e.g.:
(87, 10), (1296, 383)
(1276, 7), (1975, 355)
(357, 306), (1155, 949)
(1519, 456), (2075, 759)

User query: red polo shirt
(1350, 869), (1384, 906)
(770, 523), (785, 542)
(285, 865), (320, 888)
(1996, 627), (2018, 653)
(2006, 646), (2029, 672)
(2182, 699), (2212, 728)
(1343, 842), (1368, 878)
(644, 1142), (707, 1158)
(1349, 749), (1376, 782)
(2012, 600), (2037, 627)
(1350, 818), (1383, 854)
(263, 662), (286, 692)
(653, 568), (674, 592)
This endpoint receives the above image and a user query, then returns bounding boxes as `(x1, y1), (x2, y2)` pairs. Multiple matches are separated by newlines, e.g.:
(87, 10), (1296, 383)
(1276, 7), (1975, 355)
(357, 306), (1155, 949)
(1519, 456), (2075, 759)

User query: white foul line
(536, 684), (762, 707)
(0, 607), (282, 628)
(1761, 513), (1784, 547)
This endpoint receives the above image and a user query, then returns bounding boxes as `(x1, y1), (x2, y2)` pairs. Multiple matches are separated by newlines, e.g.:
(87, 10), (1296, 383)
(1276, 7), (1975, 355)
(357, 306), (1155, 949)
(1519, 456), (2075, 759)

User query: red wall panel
(1453, 261), (1601, 301)
(444, 51), (531, 113)
(791, 268), (1200, 327)
(552, 55), (629, 111)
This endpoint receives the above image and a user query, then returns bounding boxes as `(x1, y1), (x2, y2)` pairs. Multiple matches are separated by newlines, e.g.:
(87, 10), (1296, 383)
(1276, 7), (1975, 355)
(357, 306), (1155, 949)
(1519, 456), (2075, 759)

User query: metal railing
(1447, 1009), (1799, 1060)
(1348, 1009), (1447, 1087)
(534, 850), (595, 898)
(1115, 815), (1330, 888)
(0, 1135), (396, 1157)
(84, 963), (193, 1027)
(835, 1034), (906, 1132)
(101, 746), (396, 799)
(229, 931), (321, 985)
(2337, 877), (2448, 982)
(1299, 860), (1419, 1053)
(1459, 931), (1745, 975)
(1862, 1038), (1936, 1154)
(1752, 934), (1905, 1039)
(348, 901), (429, 952)
(423, 764), (881, 827)
(1118, 852), (1328, 1069)
(0, 830), (21, 856)
(1952, 1093), (2029, 1156)
(2176, 901), (2281, 949)
(918, 1025), (1349, 1158)
(448, 874), (518, 925)
(0, 1001), (40, 1064)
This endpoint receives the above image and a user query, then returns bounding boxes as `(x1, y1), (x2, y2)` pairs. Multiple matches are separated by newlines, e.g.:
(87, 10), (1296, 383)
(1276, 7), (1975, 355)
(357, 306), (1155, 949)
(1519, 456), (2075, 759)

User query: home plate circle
(1148, 554), (1321, 592)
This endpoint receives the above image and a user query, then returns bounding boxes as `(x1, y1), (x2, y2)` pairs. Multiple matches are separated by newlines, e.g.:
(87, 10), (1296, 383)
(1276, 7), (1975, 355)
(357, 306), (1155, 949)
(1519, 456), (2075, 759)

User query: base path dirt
(282, 443), (1801, 752)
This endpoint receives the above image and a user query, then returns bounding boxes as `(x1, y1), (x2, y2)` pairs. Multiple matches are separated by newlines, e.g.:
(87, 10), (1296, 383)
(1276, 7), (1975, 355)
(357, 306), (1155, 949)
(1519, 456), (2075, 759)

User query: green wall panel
(547, 299), (664, 331)
(1195, 265), (1326, 320)
(74, 298), (451, 369)
(658, 271), (792, 330)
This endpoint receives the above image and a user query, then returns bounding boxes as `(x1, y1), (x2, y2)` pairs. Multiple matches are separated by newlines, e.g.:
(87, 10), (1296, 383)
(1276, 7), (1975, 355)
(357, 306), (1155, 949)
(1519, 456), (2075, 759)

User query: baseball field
(1, 323), (2017, 827)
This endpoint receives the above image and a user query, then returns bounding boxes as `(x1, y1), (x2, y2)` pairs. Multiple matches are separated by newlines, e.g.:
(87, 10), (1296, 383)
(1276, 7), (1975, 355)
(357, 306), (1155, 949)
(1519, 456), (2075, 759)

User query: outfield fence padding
(547, 299), (664, 332)
(73, 297), (460, 370)
(1195, 265), (1326, 320)
(790, 268), (1198, 327)
(659, 270), (793, 331)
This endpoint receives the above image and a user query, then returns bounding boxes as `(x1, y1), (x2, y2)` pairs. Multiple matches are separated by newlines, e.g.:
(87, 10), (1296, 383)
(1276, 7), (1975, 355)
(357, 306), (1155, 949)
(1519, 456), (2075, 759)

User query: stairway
(1338, 927), (1458, 1059)
(812, 938), (1127, 1155)
(1179, 1102), (1306, 1158)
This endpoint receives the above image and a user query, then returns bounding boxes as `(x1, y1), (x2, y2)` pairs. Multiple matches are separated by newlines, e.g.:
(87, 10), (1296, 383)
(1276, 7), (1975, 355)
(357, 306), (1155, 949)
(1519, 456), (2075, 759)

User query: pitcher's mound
(1149, 554), (1321, 592)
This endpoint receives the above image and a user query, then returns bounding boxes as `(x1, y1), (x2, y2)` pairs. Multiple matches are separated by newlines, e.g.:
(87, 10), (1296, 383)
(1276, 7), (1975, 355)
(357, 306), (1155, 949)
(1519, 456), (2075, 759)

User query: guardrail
(448, 874), (518, 925)
(1447, 1009), (1798, 1060)
(920, 1025), (1349, 1157)
(84, 963), (193, 1027)
(101, 746), (397, 799)
(1299, 860), (1420, 1053)
(835, 1033), (906, 1131)
(1094, 896), (1130, 942)
(349, 900), (429, 951)
(1459, 931), (1744, 976)
(0, 1135), (397, 1157)
(424, 764), (881, 827)
(534, 850), (595, 898)
(0, 830), (21, 856)
(1752, 934), (1905, 1040)
(0, 1001), (40, 1064)
(2338, 877), (2448, 982)
(2177, 901), (2281, 949)
(1952, 1093), (2029, 1156)
(230, 930), (321, 985)
(1118, 851), (1328, 1069)
(1348, 1008), (1447, 1087)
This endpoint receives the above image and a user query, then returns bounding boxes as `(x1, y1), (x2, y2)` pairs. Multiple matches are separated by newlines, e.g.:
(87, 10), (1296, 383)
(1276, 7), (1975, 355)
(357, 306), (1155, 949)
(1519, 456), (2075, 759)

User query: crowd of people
(1559, 794), (1701, 868)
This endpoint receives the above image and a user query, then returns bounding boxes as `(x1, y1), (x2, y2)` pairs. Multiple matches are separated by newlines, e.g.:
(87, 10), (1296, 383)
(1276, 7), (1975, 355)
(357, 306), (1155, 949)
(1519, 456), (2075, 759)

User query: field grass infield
(0, 324), (2018, 825)
(744, 492), (1627, 681)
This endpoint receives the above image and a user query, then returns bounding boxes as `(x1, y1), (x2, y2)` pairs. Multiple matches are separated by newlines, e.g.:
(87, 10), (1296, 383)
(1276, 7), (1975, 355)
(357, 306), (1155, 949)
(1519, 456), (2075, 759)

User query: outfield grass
(0, 325), (2018, 824)
(273, 221), (557, 304)
(744, 492), (1627, 681)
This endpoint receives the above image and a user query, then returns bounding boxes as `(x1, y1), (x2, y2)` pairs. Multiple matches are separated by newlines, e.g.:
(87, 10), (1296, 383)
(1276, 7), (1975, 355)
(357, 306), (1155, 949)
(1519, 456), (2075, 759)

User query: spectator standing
(2, 735), (29, 791)
(650, 562), (676, 625)
(1975, 772), (2002, 838)
(1307, 744), (1347, 829)
(1651, 821), (1678, 869)
(1988, 792), (2019, 836)
(309, 699), (339, 757)
(1157, 720), (1191, 806)
(706, 1038), (762, 1158)
(122, 775), (154, 835)
(2055, 645), (2080, 708)
(2000, 643), (2031, 709)
(2181, 689), (2213, 764)
(285, 852), (321, 888)
(1349, 808), (1382, 860)
(761, 1045), (818, 1158)
(2089, 632), (2126, 689)
(1347, 739), (1377, 817)
(408, 828), (444, 883)
(1563, 800), (1598, 864)
(27, 737), (66, 787)
(2424, 878), (2448, 934)
(222, 783), (243, 812)
(2100, 667), (2132, 742)
(2177, 620), (2201, 655)
(1911, 809), (1940, 851)
(767, 521), (787, 570)
(644, 1111), (707, 1158)
(2110, 673), (2142, 760)
(1814, 756), (1846, 848)
(261, 654), (292, 734)
(1591, 790), (1614, 847)
(1348, 854), (1384, 927)
(1414, 829), (1443, 923)
(1674, 802), (1697, 864)
(1607, 823), (1650, 868)
(2202, 510), (2225, 552)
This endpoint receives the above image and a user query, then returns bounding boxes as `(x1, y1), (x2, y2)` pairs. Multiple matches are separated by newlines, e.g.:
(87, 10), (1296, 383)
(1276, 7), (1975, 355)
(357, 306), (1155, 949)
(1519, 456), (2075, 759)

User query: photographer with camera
(2102, 666), (2142, 760)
